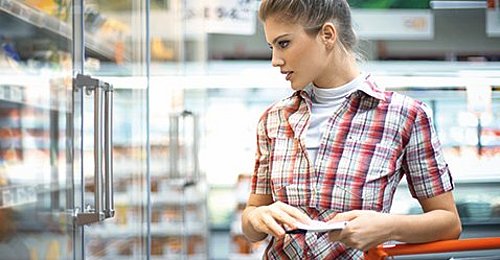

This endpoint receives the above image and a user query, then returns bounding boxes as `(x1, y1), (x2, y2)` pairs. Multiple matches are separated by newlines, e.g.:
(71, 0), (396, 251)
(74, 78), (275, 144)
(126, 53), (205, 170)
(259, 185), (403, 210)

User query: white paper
(294, 220), (348, 232)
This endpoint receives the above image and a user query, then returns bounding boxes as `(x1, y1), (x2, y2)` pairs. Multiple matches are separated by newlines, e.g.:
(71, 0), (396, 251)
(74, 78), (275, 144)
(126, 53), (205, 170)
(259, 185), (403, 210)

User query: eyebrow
(268, 33), (290, 47)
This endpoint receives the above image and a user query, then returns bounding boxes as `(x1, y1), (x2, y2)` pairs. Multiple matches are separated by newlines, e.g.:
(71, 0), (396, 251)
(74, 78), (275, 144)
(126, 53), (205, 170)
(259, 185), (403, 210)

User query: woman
(241, 0), (462, 259)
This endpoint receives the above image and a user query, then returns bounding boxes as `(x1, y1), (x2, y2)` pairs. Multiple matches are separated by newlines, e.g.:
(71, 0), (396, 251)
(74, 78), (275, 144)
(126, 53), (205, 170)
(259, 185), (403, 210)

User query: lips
(281, 70), (293, 81)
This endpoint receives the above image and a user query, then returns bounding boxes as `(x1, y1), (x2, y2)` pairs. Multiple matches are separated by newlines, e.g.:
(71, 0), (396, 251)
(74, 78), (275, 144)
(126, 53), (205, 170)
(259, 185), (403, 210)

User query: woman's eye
(278, 40), (289, 48)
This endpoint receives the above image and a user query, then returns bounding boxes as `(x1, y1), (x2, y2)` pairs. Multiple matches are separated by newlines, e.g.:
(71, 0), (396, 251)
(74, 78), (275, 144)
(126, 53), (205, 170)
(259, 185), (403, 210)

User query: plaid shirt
(251, 75), (454, 259)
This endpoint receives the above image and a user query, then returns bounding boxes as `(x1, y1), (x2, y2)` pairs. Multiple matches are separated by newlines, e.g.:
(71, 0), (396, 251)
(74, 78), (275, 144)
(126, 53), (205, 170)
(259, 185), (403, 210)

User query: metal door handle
(169, 110), (199, 183)
(103, 81), (114, 218)
(74, 73), (114, 226)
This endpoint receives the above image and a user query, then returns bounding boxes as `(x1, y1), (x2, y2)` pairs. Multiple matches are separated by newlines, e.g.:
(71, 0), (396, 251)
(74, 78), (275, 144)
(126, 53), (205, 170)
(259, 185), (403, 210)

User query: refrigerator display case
(0, 72), (72, 259)
(1, 0), (78, 258)
(0, 0), (209, 259)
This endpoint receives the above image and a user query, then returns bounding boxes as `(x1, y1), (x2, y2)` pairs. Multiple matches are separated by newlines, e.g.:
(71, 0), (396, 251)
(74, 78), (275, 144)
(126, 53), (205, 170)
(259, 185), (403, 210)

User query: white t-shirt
(305, 74), (364, 165)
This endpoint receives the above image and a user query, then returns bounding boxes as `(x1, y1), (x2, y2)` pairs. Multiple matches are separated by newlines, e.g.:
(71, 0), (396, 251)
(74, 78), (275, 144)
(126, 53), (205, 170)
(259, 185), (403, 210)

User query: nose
(271, 50), (284, 67)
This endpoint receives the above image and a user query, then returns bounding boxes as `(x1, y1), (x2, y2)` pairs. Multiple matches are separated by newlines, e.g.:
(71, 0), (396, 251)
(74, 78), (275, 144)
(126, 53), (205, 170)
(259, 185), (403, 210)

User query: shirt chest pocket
(335, 139), (398, 182)
(269, 137), (310, 205)
(328, 139), (399, 212)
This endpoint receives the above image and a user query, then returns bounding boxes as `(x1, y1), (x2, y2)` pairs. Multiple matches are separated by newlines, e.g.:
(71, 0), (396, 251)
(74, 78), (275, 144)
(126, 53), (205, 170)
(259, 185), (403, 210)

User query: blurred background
(0, 0), (499, 259)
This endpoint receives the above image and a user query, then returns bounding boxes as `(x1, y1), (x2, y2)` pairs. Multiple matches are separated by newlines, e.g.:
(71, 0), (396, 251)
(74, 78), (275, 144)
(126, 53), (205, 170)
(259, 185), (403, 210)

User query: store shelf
(0, 0), (125, 62)
(83, 110), (209, 259)
(0, 0), (68, 35)
(113, 192), (205, 206)
(87, 254), (208, 260)
(98, 255), (207, 260)
(0, 74), (70, 111)
(93, 255), (206, 260)
(0, 184), (37, 209)
(150, 255), (206, 260)
(88, 222), (207, 238)
(229, 253), (262, 260)
(0, 84), (23, 104)
(113, 159), (172, 177)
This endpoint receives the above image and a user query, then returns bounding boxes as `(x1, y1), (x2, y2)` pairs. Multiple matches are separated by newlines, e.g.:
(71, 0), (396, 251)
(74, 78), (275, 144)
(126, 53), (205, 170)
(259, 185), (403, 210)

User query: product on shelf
(24, 0), (70, 20)
(228, 173), (269, 258)
(492, 203), (500, 218)
(81, 109), (208, 259)
(151, 37), (175, 61)
(1, 36), (21, 62)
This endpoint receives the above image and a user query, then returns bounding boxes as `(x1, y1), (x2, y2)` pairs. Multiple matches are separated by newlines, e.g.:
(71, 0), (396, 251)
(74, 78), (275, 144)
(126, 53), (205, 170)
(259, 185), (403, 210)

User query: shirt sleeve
(251, 112), (273, 195)
(404, 102), (454, 199)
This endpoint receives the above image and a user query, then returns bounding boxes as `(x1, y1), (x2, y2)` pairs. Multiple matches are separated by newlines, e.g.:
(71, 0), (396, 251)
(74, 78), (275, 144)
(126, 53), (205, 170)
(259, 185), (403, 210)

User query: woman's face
(264, 16), (328, 90)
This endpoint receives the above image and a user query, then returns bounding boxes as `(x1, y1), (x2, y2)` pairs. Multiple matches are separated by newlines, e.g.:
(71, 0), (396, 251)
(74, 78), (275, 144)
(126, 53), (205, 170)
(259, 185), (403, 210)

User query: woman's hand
(246, 201), (312, 239)
(328, 210), (393, 251)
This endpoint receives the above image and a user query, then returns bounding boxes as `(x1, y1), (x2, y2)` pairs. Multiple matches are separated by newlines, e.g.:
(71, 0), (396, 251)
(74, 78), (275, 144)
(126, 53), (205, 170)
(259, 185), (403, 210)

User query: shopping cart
(364, 237), (500, 260)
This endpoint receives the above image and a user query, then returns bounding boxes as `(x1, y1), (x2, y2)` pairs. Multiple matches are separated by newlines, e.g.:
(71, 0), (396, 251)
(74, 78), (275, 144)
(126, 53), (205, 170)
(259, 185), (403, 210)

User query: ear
(319, 22), (337, 49)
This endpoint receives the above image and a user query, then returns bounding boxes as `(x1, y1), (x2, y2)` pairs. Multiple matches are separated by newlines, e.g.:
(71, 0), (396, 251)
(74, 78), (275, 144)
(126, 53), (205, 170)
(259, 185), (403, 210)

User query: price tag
(186, 0), (257, 35)
(2, 189), (13, 207)
(486, 9), (500, 37)
(466, 83), (492, 116)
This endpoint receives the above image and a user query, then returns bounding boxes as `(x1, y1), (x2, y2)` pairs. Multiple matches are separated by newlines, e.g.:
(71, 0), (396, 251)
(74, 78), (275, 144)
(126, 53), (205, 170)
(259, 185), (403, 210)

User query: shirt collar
(357, 74), (386, 101)
(296, 73), (386, 102)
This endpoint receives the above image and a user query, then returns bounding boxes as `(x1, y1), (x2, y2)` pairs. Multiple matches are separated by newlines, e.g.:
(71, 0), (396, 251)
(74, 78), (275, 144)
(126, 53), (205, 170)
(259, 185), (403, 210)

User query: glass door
(0, 0), (75, 258)
(79, 0), (149, 259)
(1, 0), (149, 259)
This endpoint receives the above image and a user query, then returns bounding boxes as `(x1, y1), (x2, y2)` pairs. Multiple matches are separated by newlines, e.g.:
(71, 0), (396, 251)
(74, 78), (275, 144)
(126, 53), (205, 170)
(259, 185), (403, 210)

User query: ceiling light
(430, 1), (488, 9)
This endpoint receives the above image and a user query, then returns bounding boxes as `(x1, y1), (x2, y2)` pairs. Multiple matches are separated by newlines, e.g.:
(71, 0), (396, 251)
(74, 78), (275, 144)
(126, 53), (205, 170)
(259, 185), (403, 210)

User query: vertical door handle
(73, 73), (114, 226)
(103, 81), (114, 218)
(169, 110), (199, 183)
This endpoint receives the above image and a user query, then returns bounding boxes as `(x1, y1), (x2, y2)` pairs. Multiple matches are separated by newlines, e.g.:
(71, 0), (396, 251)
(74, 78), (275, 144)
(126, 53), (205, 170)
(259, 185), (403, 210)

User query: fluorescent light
(430, 1), (487, 9)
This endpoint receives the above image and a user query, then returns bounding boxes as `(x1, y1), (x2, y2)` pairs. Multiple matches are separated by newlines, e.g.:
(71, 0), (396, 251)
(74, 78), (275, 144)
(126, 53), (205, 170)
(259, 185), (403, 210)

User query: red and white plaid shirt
(251, 74), (454, 259)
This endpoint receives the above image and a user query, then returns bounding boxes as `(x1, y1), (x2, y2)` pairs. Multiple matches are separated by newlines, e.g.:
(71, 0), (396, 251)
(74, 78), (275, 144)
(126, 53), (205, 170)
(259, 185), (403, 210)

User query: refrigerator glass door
(0, 0), (75, 258)
(81, 0), (149, 259)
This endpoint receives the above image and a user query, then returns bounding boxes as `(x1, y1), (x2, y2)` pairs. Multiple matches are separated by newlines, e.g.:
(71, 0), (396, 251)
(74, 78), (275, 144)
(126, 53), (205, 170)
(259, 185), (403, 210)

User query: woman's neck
(313, 49), (359, 89)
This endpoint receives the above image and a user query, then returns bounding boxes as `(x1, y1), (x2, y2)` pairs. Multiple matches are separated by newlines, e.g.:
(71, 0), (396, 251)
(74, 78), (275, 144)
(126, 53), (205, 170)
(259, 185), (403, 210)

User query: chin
(290, 81), (307, 91)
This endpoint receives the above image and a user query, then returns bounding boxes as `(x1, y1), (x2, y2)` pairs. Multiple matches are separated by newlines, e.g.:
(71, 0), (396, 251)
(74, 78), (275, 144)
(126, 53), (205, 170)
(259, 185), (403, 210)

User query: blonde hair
(259, 0), (359, 58)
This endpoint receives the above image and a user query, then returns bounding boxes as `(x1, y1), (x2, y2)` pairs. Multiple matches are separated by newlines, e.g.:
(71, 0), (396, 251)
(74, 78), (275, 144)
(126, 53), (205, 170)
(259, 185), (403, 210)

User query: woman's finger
(276, 202), (312, 224)
(261, 214), (286, 237)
